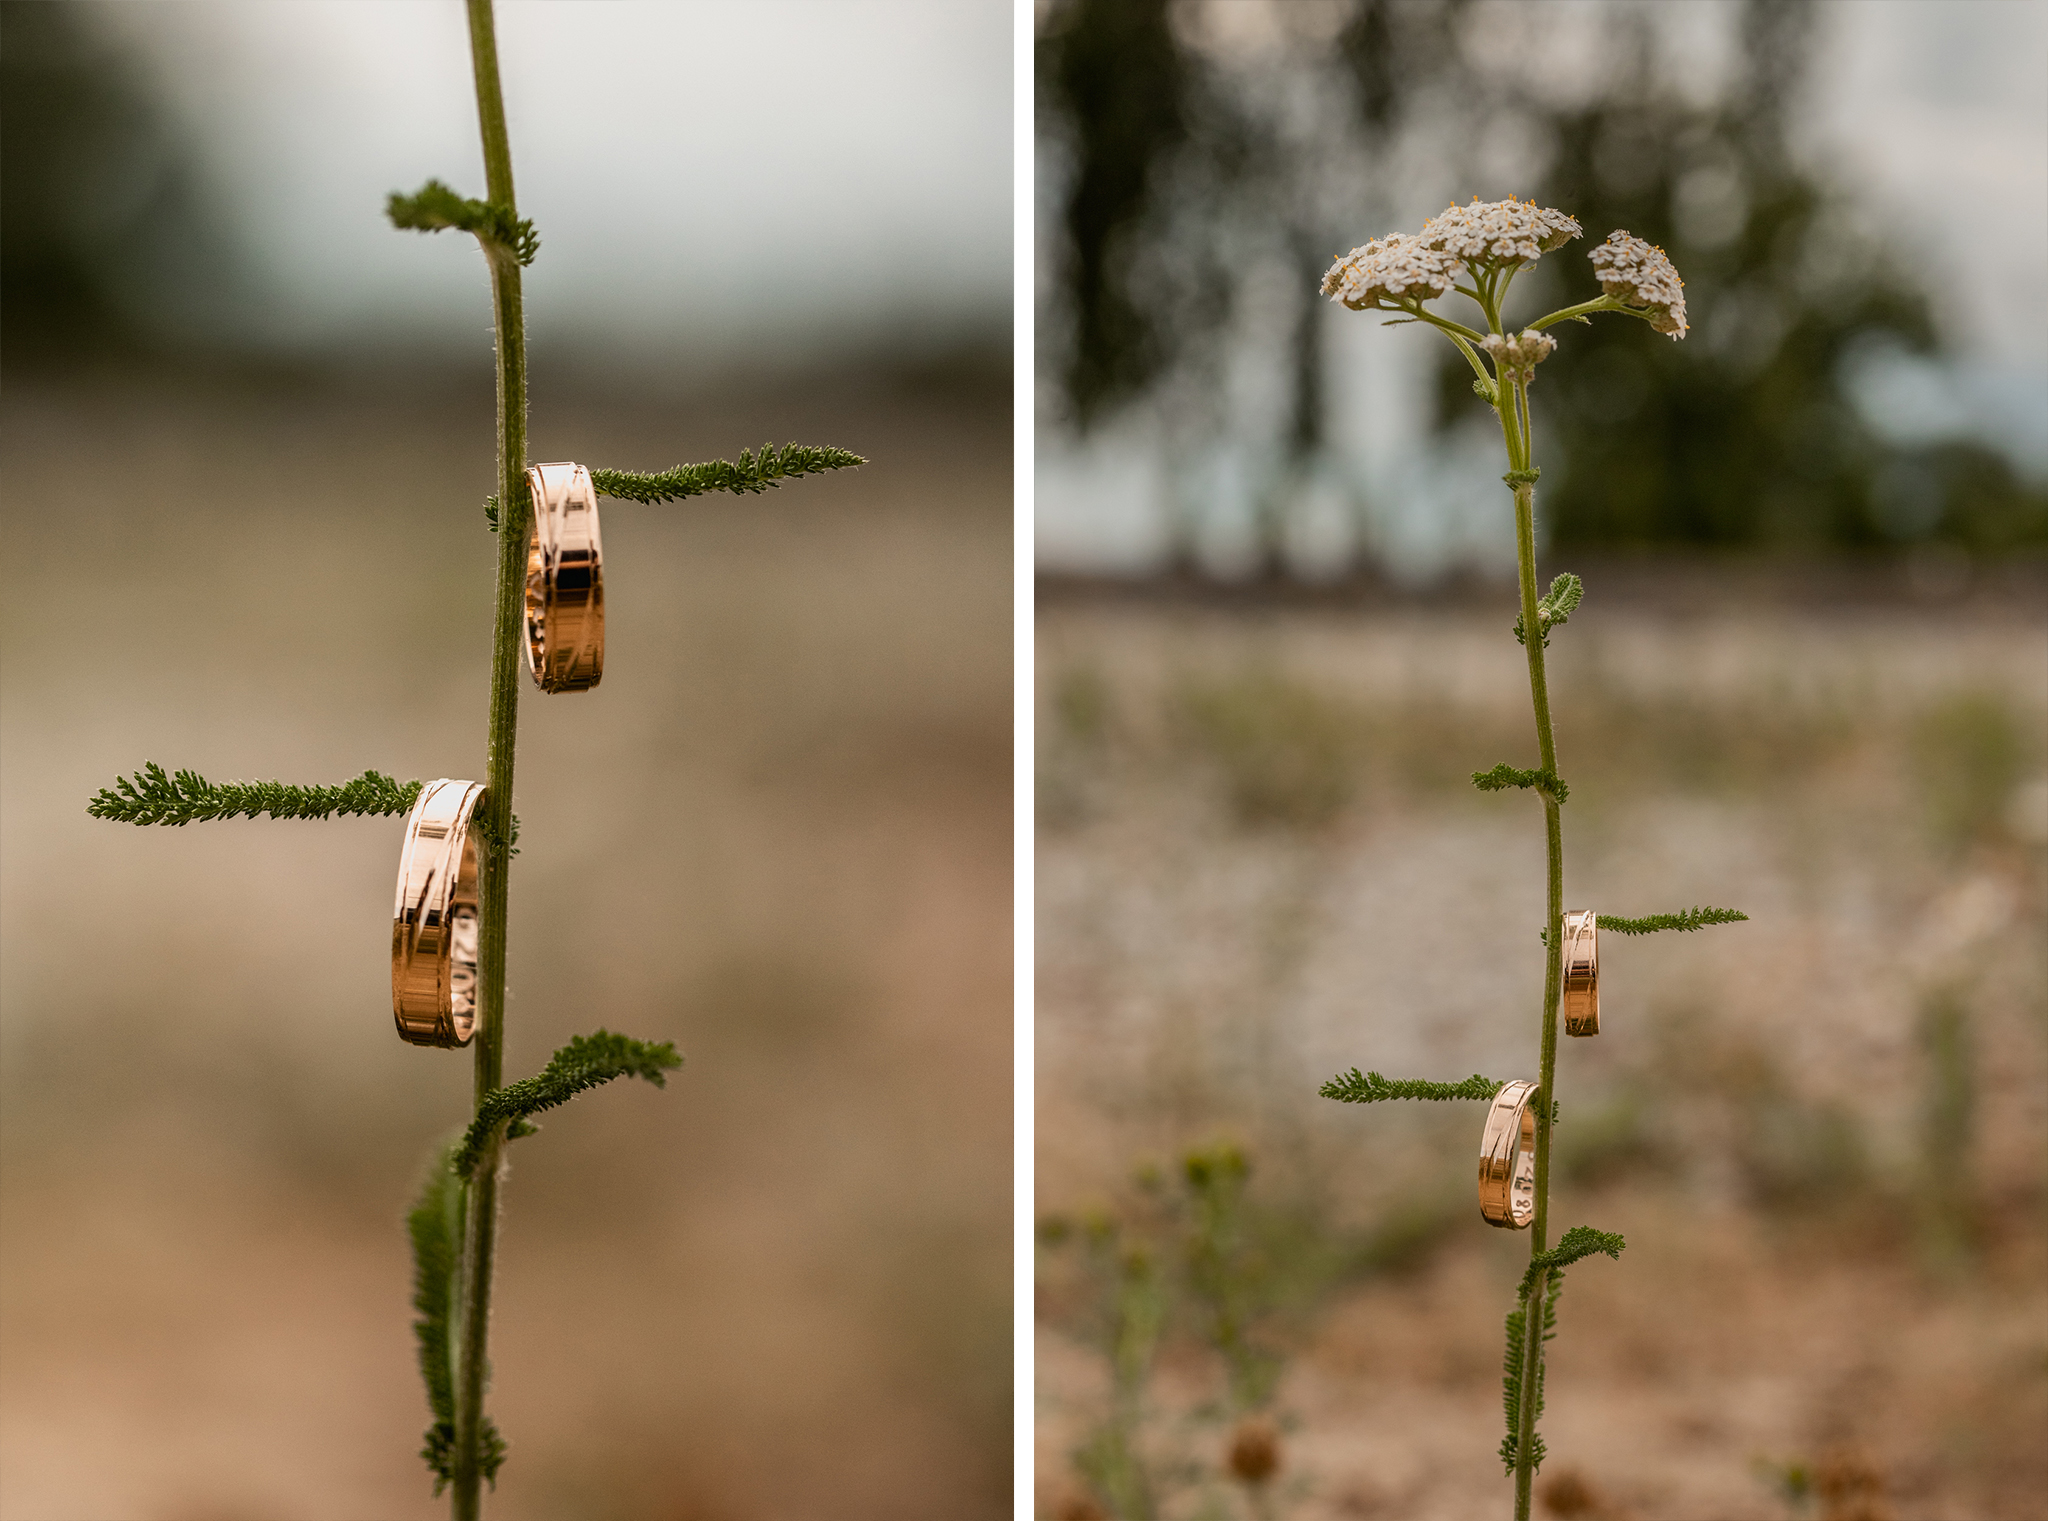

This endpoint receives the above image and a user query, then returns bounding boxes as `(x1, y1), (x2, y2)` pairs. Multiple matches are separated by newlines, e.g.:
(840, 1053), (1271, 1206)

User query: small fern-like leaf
(1514, 572), (1585, 648)
(589, 444), (866, 504)
(87, 762), (421, 826)
(387, 178), (538, 265)
(408, 1140), (506, 1492)
(1320, 1069), (1502, 1104)
(1518, 1224), (1626, 1301)
(1499, 1297), (1529, 1470)
(1499, 1227), (1622, 1473)
(452, 1030), (682, 1176)
(407, 1140), (462, 1431)
(1472, 763), (1569, 804)
(420, 1418), (507, 1497)
(1598, 906), (1748, 936)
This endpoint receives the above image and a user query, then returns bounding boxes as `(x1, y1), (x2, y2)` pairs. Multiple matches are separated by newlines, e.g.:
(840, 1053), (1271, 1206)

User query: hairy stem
(453, 0), (525, 1514)
(1507, 457), (1564, 1518)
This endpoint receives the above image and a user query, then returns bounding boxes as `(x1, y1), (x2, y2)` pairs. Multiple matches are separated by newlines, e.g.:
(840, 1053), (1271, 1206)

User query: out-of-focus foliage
(1036, 0), (2047, 557)
(0, 1), (230, 363)
(1494, 6), (2046, 551)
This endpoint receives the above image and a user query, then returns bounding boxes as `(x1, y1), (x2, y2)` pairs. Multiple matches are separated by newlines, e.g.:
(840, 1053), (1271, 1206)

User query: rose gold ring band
(524, 461), (604, 693)
(1478, 1078), (1538, 1229)
(1562, 908), (1599, 1037)
(392, 778), (485, 1047)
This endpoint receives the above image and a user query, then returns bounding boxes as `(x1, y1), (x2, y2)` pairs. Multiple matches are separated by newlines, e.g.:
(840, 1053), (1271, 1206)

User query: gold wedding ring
(1479, 1079), (1539, 1229)
(392, 778), (485, 1047)
(524, 462), (604, 692)
(1562, 909), (1599, 1037)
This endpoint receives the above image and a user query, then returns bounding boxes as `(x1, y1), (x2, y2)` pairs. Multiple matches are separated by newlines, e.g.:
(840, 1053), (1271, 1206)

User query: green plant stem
(453, 0), (525, 1514)
(1527, 293), (1627, 331)
(1504, 392), (1564, 1521)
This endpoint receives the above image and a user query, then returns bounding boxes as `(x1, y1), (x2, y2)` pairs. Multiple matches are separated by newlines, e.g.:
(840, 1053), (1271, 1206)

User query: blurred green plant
(81, 3), (861, 1513)
(1755, 1447), (1894, 1521)
(1043, 1144), (1340, 1521)
(1175, 669), (1359, 828)
(1716, 1048), (1869, 1217)
(1055, 663), (1116, 750)
(1911, 693), (2030, 849)
(1916, 987), (1978, 1265)
(1182, 1144), (1285, 1415)
(1556, 1088), (1673, 1190)
(1041, 1210), (1169, 1521)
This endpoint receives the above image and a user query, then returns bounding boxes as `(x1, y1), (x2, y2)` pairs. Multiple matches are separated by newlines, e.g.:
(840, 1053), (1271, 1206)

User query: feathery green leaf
(590, 443), (866, 504)
(387, 178), (538, 266)
(408, 1141), (506, 1493)
(1597, 906), (1749, 936)
(1500, 1226), (1624, 1473)
(1518, 1224), (1626, 1300)
(1320, 1069), (1503, 1104)
(1472, 762), (1569, 804)
(408, 1141), (462, 1431)
(1498, 1275), (1558, 1474)
(87, 762), (421, 826)
(1514, 572), (1584, 648)
(421, 1419), (507, 1497)
(453, 1030), (682, 1176)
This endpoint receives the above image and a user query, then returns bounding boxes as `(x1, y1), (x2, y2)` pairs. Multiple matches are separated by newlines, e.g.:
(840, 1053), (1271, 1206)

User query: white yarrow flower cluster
(1587, 230), (1689, 339)
(1419, 196), (1582, 265)
(1320, 232), (1463, 311)
(1480, 329), (1557, 385)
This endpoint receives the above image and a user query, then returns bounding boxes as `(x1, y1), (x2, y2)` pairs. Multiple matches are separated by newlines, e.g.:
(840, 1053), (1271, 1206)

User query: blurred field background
(1, 4), (1009, 1519)
(1032, 2), (2047, 1518)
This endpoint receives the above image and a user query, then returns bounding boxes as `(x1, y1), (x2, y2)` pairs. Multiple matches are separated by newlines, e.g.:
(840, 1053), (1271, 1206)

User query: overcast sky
(100, 0), (1012, 363)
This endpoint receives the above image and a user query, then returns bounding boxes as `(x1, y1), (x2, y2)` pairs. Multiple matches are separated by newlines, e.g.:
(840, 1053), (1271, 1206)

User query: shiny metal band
(1562, 909), (1599, 1037)
(1479, 1078), (1539, 1229)
(523, 461), (604, 693)
(392, 778), (485, 1047)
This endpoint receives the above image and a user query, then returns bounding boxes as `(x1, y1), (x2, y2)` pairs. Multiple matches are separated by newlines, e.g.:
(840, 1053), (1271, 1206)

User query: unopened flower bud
(1480, 328), (1558, 385)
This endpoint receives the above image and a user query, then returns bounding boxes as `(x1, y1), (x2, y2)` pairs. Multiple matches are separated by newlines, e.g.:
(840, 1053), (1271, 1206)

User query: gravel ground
(1035, 585), (2047, 1521)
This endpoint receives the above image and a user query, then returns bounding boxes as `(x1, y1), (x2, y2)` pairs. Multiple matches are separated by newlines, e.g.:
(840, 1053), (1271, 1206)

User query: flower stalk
(1315, 197), (1739, 1519)
(453, 1), (526, 1511)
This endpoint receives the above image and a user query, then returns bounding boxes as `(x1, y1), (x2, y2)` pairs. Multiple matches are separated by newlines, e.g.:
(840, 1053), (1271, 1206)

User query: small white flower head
(1587, 230), (1689, 339)
(1480, 328), (1558, 385)
(1320, 232), (1464, 310)
(1419, 196), (1581, 266)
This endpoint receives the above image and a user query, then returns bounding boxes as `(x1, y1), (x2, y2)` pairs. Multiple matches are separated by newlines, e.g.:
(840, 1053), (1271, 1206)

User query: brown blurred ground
(0, 362), (1011, 1520)
(1034, 573), (2047, 1520)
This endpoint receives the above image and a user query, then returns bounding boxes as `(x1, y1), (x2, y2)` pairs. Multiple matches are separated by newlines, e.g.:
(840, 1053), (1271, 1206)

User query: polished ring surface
(392, 778), (485, 1047)
(524, 461), (604, 693)
(1478, 1079), (1539, 1229)
(1561, 908), (1599, 1037)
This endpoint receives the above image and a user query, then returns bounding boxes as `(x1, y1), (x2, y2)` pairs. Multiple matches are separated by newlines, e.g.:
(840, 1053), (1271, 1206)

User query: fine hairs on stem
(85, 3), (862, 1514)
(1315, 199), (1744, 1520)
